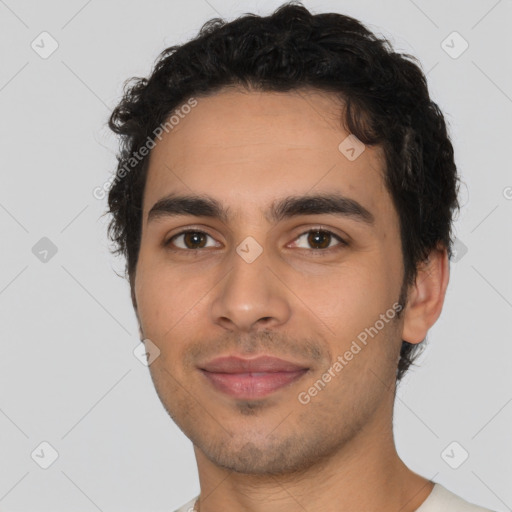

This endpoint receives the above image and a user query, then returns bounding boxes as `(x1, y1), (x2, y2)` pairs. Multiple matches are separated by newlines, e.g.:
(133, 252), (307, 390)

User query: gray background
(0, 0), (511, 510)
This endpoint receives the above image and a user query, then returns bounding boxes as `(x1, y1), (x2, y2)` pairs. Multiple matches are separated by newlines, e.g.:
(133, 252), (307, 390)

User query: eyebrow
(147, 193), (375, 226)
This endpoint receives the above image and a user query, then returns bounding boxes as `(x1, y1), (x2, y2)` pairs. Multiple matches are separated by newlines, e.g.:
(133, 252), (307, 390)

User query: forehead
(143, 88), (393, 226)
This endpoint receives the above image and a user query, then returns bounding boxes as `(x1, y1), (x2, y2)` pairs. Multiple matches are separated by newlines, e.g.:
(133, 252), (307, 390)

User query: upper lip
(200, 355), (309, 373)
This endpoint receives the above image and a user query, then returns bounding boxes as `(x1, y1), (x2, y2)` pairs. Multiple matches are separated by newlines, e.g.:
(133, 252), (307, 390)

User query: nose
(209, 245), (292, 333)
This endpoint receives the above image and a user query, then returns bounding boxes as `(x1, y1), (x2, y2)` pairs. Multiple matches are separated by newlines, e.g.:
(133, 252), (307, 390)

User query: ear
(402, 244), (450, 344)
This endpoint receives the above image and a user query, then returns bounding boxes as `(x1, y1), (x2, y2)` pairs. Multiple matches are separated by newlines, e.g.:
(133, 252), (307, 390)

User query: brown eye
(307, 230), (331, 249)
(292, 229), (347, 251)
(168, 231), (217, 250)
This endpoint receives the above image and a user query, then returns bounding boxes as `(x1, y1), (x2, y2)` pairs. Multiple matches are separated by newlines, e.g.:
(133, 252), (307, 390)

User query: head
(107, 3), (459, 474)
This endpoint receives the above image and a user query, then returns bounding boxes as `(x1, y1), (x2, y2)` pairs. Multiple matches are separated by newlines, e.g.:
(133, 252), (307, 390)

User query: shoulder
(415, 483), (495, 512)
(172, 495), (199, 512)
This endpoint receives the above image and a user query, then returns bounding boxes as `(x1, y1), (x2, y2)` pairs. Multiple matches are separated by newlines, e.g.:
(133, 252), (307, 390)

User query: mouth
(198, 355), (310, 400)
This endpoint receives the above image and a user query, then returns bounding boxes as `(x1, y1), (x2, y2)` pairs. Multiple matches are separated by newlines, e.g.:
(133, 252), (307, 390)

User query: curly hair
(107, 1), (460, 382)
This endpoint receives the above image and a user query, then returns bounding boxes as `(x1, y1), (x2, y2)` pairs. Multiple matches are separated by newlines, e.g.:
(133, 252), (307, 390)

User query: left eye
(291, 229), (346, 250)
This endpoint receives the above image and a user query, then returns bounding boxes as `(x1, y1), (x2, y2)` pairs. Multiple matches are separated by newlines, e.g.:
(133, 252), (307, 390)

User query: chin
(194, 428), (334, 476)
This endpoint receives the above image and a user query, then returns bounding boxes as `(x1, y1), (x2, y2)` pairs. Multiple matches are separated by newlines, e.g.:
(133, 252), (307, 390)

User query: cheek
(309, 262), (402, 382)
(134, 252), (177, 337)
(134, 254), (211, 352)
(306, 261), (394, 333)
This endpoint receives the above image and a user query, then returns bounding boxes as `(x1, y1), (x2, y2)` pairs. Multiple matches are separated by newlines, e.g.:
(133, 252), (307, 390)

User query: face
(135, 88), (406, 475)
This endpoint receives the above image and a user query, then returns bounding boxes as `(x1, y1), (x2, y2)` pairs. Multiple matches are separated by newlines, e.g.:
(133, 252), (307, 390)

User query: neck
(192, 410), (433, 512)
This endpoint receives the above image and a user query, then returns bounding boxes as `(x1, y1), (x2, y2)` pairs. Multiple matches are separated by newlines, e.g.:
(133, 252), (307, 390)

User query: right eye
(166, 230), (220, 251)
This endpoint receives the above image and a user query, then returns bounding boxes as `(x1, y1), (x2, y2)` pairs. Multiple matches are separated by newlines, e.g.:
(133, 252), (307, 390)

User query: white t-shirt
(173, 483), (495, 512)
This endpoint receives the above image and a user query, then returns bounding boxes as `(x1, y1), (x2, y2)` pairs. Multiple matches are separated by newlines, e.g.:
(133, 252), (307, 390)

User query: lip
(200, 355), (309, 373)
(199, 355), (310, 399)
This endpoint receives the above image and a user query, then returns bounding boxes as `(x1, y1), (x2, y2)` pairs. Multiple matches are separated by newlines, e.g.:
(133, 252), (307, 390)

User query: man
(106, 3), (494, 511)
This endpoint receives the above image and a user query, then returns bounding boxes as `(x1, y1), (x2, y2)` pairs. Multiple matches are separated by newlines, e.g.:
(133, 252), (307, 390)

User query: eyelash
(165, 227), (348, 254)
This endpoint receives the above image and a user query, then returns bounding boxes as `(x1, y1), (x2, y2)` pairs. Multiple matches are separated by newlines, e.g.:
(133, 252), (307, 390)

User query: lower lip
(200, 369), (308, 399)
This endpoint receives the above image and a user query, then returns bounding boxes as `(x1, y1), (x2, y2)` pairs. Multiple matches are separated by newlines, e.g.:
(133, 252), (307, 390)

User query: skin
(134, 87), (450, 512)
